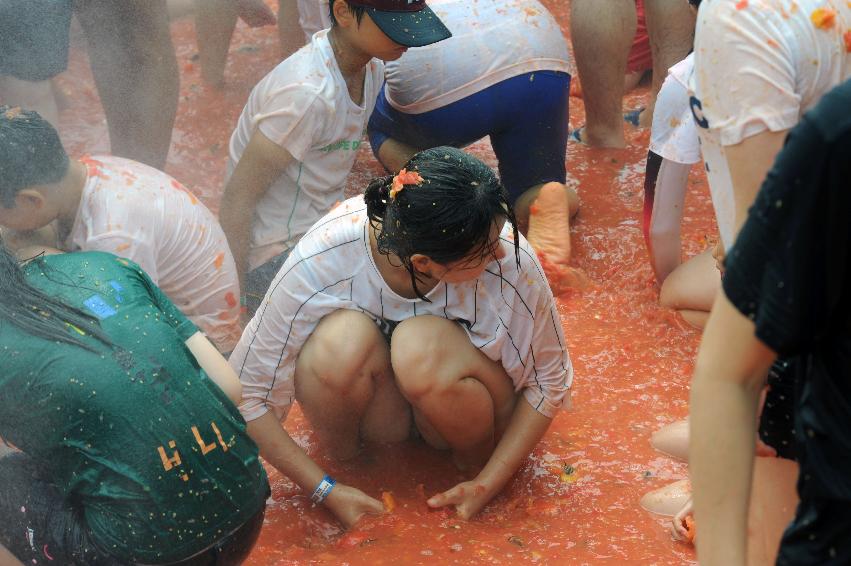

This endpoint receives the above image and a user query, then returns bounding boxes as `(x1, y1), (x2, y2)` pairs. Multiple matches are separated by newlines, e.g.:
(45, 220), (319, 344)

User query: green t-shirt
(0, 252), (268, 564)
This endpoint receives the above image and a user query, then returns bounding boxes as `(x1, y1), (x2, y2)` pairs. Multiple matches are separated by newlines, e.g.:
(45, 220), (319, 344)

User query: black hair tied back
(363, 174), (395, 221)
(364, 146), (520, 299)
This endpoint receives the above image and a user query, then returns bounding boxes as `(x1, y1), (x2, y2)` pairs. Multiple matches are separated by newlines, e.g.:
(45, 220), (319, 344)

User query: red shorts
(627, 0), (653, 73)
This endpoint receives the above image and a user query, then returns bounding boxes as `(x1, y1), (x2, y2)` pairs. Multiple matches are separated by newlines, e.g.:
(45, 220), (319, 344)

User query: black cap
(348, 0), (452, 47)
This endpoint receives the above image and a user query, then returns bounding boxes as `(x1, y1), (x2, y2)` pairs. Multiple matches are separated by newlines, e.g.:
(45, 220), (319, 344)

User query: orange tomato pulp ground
(55, 1), (716, 563)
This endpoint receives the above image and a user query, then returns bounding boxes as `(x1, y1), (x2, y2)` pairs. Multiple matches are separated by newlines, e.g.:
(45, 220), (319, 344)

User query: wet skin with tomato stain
(55, 1), (716, 563)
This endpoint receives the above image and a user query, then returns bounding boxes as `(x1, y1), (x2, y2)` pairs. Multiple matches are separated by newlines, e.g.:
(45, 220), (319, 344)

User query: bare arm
(0, 544), (24, 566)
(690, 292), (776, 566)
(724, 129), (788, 238)
(220, 130), (294, 288)
(427, 399), (553, 519)
(246, 411), (384, 527)
(185, 331), (242, 405)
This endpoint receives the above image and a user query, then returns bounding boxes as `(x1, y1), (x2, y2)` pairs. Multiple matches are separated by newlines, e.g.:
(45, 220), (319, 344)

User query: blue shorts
(367, 70), (570, 204)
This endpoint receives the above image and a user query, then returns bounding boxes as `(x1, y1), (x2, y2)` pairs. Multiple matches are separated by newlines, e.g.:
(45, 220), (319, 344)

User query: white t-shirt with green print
(228, 29), (384, 271)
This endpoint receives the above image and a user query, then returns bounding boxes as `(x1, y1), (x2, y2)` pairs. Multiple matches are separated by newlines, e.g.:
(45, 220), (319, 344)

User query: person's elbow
(222, 379), (244, 407)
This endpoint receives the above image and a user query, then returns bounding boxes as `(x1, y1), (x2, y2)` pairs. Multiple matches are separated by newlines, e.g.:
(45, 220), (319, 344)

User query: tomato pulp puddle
(55, 1), (716, 563)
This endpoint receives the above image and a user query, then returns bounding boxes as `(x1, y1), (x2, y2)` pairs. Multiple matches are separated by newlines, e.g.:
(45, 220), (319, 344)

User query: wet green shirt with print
(0, 252), (268, 564)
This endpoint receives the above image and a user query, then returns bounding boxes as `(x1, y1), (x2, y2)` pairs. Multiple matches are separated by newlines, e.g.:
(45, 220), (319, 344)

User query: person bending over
(221, 0), (450, 315)
(231, 147), (573, 527)
(641, 52), (718, 329)
(367, 0), (579, 273)
(0, 107), (242, 352)
(0, 247), (269, 565)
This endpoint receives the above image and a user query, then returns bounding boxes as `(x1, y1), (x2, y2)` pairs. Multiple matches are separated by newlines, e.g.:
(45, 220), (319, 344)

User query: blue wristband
(310, 475), (336, 504)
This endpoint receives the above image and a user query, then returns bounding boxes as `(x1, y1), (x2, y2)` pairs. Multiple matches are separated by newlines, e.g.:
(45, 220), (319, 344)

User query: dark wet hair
(329, 0), (367, 25)
(364, 146), (520, 300)
(0, 106), (70, 208)
(0, 244), (110, 351)
(688, 0), (701, 7)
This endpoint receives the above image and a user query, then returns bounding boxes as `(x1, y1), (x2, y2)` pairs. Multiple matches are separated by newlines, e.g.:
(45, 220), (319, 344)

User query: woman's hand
(711, 240), (726, 274)
(325, 484), (385, 529)
(427, 478), (493, 520)
(671, 497), (694, 542)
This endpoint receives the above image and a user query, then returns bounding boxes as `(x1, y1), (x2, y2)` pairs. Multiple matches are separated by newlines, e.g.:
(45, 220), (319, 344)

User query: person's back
(227, 31), (385, 274)
(382, 0), (570, 113)
(368, 0), (577, 273)
(0, 251), (268, 564)
(220, 0), (450, 316)
(65, 155), (241, 351)
(690, 0), (851, 250)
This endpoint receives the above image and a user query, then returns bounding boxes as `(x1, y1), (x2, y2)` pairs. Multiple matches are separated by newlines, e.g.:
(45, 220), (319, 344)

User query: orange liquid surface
(55, 1), (717, 563)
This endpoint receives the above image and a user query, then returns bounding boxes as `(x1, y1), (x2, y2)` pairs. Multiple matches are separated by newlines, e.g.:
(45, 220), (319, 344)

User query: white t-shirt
(650, 53), (700, 165)
(690, 0), (851, 249)
(228, 30), (384, 270)
(65, 156), (241, 351)
(297, 0), (330, 42)
(231, 196), (573, 423)
(383, 0), (571, 114)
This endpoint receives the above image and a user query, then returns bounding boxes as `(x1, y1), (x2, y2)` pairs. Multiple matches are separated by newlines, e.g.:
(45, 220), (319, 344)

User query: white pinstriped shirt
(231, 196), (573, 423)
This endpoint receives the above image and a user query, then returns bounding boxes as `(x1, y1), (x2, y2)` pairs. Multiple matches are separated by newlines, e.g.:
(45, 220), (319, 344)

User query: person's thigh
(368, 81), (507, 158)
(295, 310), (410, 448)
(0, 0), (72, 81)
(659, 248), (720, 324)
(0, 453), (115, 565)
(489, 71), (570, 204)
(73, 0), (178, 168)
(390, 316), (515, 446)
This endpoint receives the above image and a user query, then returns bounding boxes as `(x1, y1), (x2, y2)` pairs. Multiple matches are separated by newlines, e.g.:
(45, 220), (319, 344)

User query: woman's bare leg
(75, 0), (179, 169)
(651, 418), (689, 461)
(639, 0), (695, 128)
(569, 0), (637, 148)
(294, 310), (410, 460)
(660, 249), (720, 329)
(391, 316), (515, 471)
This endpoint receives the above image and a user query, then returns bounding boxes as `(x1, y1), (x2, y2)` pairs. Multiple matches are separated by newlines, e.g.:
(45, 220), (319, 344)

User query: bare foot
(527, 182), (581, 293)
(527, 182), (571, 266)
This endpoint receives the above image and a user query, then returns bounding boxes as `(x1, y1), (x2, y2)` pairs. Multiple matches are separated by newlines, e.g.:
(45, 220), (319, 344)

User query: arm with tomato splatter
(220, 130), (294, 289)
(247, 411), (384, 528)
(427, 399), (553, 519)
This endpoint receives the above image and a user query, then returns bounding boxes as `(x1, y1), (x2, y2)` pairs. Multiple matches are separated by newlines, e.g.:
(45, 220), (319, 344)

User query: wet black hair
(688, 0), (701, 7)
(364, 146), (520, 300)
(329, 0), (367, 26)
(0, 243), (110, 351)
(0, 106), (70, 208)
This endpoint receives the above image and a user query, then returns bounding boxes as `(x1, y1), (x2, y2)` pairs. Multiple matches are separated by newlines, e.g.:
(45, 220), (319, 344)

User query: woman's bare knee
(390, 316), (457, 399)
(660, 250), (719, 313)
(298, 310), (388, 392)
